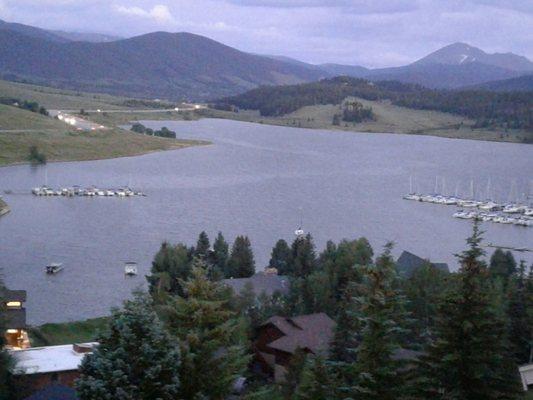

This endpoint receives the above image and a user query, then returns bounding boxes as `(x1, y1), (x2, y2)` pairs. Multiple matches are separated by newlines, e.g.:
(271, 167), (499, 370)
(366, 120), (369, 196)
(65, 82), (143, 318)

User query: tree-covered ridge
(218, 76), (533, 131)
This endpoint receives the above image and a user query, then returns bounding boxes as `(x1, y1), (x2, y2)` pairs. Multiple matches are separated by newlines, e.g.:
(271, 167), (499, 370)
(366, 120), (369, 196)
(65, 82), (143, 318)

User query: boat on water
(124, 262), (138, 276)
(45, 263), (63, 274)
(294, 227), (305, 237)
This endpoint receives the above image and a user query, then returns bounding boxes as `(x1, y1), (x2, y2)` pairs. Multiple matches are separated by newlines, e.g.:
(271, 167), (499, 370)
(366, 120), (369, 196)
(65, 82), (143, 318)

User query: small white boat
(45, 263), (63, 274)
(503, 204), (524, 214)
(116, 190), (126, 197)
(294, 227), (305, 237)
(96, 190), (105, 196)
(479, 201), (502, 211)
(124, 262), (138, 276)
(105, 190), (115, 196)
(403, 194), (420, 201)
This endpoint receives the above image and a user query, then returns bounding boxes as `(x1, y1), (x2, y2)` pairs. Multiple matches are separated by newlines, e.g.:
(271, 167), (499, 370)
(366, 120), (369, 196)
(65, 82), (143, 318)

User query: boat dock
(403, 193), (533, 227)
(31, 186), (146, 198)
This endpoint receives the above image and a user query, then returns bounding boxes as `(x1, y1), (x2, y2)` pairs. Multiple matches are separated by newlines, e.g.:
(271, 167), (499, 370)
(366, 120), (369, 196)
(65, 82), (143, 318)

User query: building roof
(262, 313), (336, 356)
(0, 287), (27, 302)
(224, 273), (290, 297)
(11, 343), (97, 375)
(24, 385), (78, 400)
(396, 251), (449, 277)
(3, 308), (26, 329)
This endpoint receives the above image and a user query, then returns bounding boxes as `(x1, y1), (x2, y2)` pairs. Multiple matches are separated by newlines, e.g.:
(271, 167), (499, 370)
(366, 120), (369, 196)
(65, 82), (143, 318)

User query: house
(396, 251), (449, 277)
(10, 342), (97, 399)
(519, 363), (533, 391)
(254, 313), (336, 382)
(223, 272), (290, 297)
(0, 286), (29, 349)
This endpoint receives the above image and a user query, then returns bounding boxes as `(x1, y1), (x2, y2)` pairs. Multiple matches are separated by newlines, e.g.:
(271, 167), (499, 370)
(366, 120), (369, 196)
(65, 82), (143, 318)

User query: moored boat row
(452, 210), (533, 227)
(32, 186), (146, 197)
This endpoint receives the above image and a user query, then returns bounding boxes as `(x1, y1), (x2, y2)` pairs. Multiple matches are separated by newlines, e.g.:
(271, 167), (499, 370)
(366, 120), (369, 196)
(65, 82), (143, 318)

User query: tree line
(215, 76), (532, 132)
(0, 97), (48, 116)
(1, 225), (530, 399)
(130, 122), (177, 138)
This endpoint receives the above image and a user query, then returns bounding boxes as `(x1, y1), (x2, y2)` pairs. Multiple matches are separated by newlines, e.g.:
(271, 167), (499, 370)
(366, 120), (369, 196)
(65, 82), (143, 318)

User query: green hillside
(0, 84), (206, 166)
(0, 79), (128, 110)
(206, 96), (532, 143)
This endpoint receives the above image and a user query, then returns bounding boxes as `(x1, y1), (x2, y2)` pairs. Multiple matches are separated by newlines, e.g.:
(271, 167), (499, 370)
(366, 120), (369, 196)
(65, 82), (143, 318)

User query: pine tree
(213, 231), (229, 276)
(227, 235), (256, 278)
(160, 266), (250, 399)
(76, 293), (181, 400)
(421, 221), (522, 400)
(194, 231), (211, 260)
(489, 248), (517, 284)
(330, 284), (359, 363)
(290, 233), (317, 278)
(269, 239), (291, 275)
(147, 241), (192, 298)
(402, 260), (448, 340)
(507, 260), (532, 364)
(294, 356), (339, 400)
(342, 242), (411, 400)
(281, 348), (307, 399)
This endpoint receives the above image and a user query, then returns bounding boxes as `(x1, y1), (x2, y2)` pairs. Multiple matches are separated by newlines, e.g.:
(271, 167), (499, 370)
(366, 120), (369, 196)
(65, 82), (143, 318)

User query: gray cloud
(0, 0), (530, 67)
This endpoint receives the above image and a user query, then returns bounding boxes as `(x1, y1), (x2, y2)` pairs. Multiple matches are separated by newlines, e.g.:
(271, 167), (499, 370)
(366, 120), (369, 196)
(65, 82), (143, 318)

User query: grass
(0, 85), (208, 166)
(203, 98), (533, 144)
(28, 317), (109, 347)
(0, 127), (204, 166)
(0, 79), (128, 110)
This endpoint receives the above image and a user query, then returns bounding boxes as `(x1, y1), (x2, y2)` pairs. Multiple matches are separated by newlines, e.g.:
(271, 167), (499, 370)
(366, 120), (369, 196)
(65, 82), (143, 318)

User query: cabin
(519, 363), (533, 391)
(0, 286), (29, 349)
(10, 342), (97, 399)
(254, 313), (336, 382)
(223, 272), (290, 298)
(396, 251), (449, 277)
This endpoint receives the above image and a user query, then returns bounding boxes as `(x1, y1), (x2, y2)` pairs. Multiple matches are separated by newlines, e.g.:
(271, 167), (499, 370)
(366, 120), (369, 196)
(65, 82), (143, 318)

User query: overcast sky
(0, 0), (531, 67)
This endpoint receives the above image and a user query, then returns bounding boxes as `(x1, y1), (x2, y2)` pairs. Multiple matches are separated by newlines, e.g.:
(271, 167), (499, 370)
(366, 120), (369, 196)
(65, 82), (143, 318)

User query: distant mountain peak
(413, 42), (533, 72)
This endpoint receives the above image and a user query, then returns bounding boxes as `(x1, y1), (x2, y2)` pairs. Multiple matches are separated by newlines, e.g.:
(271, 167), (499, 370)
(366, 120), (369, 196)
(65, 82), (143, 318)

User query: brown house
(0, 286), (29, 349)
(254, 313), (336, 382)
(10, 342), (96, 398)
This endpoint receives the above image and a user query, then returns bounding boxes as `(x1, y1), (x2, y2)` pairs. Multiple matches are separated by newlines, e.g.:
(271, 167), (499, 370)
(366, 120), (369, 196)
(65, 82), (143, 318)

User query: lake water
(0, 119), (531, 325)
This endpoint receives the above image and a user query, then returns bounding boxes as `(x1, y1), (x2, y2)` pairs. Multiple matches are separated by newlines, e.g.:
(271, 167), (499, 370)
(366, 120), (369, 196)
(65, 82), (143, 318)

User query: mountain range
(0, 19), (531, 100)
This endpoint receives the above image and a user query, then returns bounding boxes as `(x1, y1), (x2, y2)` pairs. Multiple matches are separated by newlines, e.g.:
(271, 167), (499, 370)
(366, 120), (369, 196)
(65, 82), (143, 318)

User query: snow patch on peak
(459, 54), (468, 64)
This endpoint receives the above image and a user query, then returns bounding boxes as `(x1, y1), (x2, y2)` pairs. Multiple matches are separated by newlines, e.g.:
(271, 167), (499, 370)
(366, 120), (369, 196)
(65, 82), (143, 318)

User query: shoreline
(0, 137), (211, 169)
(0, 197), (10, 216)
(198, 109), (533, 145)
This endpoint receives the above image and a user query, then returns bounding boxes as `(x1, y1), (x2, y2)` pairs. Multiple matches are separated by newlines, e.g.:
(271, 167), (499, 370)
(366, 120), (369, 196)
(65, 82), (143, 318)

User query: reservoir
(0, 119), (531, 324)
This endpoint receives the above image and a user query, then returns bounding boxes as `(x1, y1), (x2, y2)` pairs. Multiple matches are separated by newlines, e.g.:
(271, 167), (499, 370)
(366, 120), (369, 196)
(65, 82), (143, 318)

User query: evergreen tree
(269, 239), (291, 275)
(0, 281), (14, 400)
(194, 231), (211, 260)
(147, 242), (192, 298)
(294, 356), (338, 400)
(342, 242), (410, 400)
(76, 293), (181, 400)
(290, 234), (317, 278)
(281, 348), (307, 399)
(227, 235), (256, 278)
(421, 221), (522, 400)
(402, 260), (449, 340)
(507, 260), (532, 364)
(213, 231), (229, 276)
(489, 248), (517, 284)
(160, 266), (249, 399)
(330, 284), (359, 363)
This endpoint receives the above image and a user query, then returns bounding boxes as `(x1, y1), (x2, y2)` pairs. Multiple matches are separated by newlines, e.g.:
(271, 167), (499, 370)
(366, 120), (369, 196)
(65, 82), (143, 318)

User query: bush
(28, 145), (47, 165)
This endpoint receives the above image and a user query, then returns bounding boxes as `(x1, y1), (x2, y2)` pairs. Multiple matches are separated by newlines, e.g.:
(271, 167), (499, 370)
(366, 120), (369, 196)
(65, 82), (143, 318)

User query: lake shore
(0, 197), (9, 216)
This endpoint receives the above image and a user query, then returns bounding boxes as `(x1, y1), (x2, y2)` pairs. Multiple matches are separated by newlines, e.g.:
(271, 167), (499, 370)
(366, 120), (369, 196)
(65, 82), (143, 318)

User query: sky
(0, 0), (531, 68)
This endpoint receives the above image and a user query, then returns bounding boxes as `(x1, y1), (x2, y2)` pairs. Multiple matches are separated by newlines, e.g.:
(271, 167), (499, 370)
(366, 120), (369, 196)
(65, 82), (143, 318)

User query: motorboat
(45, 263), (63, 274)
(124, 262), (138, 276)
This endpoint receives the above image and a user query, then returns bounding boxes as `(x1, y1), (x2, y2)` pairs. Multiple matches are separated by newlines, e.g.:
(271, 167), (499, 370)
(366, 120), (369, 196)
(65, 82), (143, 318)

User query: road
(47, 104), (206, 131)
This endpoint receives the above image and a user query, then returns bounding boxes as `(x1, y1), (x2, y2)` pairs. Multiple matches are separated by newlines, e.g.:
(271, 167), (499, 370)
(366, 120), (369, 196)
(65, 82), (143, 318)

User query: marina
(403, 176), (533, 227)
(31, 186), (146, 197)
